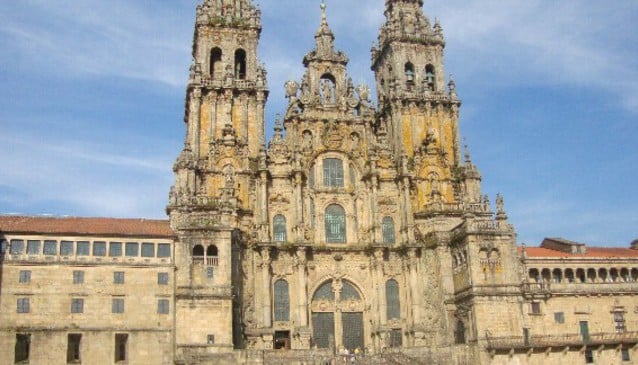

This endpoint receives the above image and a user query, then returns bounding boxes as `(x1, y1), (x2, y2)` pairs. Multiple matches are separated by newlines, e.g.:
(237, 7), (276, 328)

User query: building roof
(521, 246), (638, 259)
(0, 216), (174, 238)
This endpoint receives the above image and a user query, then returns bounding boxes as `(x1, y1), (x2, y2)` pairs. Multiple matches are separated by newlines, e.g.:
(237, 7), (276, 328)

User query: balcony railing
(485, 331), (638, 350)
(522, 281), (638, 296)
(193, 256), (219, 266)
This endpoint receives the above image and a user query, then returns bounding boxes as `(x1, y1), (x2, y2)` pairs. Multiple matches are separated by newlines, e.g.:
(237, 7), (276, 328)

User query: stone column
(293, 173), (303, 240)
(370, 176), (379, 243)
(261, 247), (272, 328)
(210, 93), (218, 141)
(189, 88), (202, 159)
(296, 247), (308, 327)
(408, 249), (421, 327)
(403, 177), (415, 242)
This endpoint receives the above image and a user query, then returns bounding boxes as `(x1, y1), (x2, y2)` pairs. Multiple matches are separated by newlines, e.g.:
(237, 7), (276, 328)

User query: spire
(196, 0), (261, 30)
(315, 1), (336, 57)
(376, 0), (442, 50)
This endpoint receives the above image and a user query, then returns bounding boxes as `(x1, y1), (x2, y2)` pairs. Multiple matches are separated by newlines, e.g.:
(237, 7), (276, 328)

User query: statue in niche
(302, 131), (313, 154)
(321, 78), (334, 104)
(223, 165), (235, 188)
(350, 133), (360, 154)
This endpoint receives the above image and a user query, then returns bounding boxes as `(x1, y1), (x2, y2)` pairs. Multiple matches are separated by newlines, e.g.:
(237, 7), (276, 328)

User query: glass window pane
(325, 204), (346, 243)
(60, 241), (74, 256)
(141, 243), (155, 257)
(274, 280), (290, 321)
(386, 279), (401, 320)
(27, 240), (41, 255)
(125, 242), (139, 257)
(273, 215), (287, 242)
(43, 240), (57, 255)
(323, 158), (344, 187)
(157, 244), (171, 258)
(382, 217), (395, 244)
(109, 242), (122, 257)
(10, 239), (25, 254)
(93, 241), (106, 256)
(77, 241), (90, 256)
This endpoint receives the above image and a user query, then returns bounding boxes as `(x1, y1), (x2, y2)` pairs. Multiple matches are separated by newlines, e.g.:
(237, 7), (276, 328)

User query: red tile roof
(0, 216), (174, 238)
(521, 246), (638, 259)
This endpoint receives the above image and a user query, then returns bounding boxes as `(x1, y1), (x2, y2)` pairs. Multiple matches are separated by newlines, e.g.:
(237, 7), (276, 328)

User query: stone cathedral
(168, 0), (516, 359)
(2, 0), (637, 365)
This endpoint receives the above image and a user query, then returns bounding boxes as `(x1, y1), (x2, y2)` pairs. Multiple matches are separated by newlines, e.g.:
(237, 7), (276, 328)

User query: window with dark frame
(71, 298), (84, 314)
(386, 279), (401, 320)
(273, 215), (287, 242)
(112, 298), (125, 314)
(614, 311), (627, 333)
(43, 240), (57, 255)
(530, 302), (541, 314)
(93, 241), (107, 256)
(77, 241), (90, 256)
(157, 299), (170, 314)
(324, 204), (346, 243)
(125, 242), (139, 257)
(554, 312), (565, 324)
(158, 272), (169, 285)
(114, 272), (125, 284)
(61, 241), (74, 256)
(622, 347), (631, 362)
(109, 242), (123, 257)
(273, 279), (290, 322)
(15, 334), (31, 363)
(19, 270), (31, 284)
(10, 239), (25, 254)
(141, 242), (155, 257)
(73, 270), (84, 284)
(67, 334), (82, 363)
(323, 158), (344, 187)
(17, 298), (30, 313)
(382, 217), (395, 244)
(115, 334), (128, 362)
(26, 240), (41, 255)
(157, 243), (171, 258)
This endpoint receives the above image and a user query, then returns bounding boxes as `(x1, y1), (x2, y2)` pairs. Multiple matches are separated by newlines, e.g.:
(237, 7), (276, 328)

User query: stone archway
(311, 279), (365, 351)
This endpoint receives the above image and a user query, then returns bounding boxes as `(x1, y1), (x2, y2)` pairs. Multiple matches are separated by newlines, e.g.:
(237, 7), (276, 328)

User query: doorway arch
(311, 279), (365, 351)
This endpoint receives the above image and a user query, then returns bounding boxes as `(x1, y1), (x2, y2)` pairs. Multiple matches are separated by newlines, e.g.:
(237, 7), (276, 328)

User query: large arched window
(386, 279), (400, 320)
(323, 158), (344, 187)
(273, 280), (290, 322)
(234, 49), (246, 79)
(382, 217), (395, 244)
(273, 215), (287, 242)
(210, 47), (222, 77)
(325, 204), (346, 243)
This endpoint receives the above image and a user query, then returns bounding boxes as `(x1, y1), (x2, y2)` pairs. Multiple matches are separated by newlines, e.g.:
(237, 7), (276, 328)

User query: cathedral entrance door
(311, 279), (365, 351)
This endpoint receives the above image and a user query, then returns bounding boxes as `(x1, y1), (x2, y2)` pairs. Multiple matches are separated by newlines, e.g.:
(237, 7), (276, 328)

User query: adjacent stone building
(1, 0), (637, 364)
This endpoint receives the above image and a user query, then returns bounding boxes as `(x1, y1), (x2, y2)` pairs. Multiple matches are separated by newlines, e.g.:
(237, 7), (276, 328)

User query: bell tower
(372, 0), (466, 210)
(167, 0), (268, 357)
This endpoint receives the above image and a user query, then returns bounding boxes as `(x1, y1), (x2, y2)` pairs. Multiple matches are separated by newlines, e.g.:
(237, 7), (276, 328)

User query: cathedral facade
(1, 1), (637, 364)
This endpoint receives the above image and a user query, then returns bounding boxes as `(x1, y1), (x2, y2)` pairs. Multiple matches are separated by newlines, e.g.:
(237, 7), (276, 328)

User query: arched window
(382, 217), (396, 244)
(193, 245), (204, 264)
(386, 279), (400, 320)
(404, 62), (415, 85)
(206, 245), (218, 266)
(425, 64), (435, 90)
(234, 49), (246, 80)
(273, 215), (287, 242)
(323, 158), (344, 187)
(207, 245), (218, 257)
(210, 47), (222, 77)
(313, 281), (335, 301)
(273, 280), (290, 322)
(325, 204), (346, 243)
(552, 269), (562, 283)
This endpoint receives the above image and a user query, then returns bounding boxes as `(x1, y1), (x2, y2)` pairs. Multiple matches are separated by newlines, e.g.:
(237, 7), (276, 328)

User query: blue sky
(0, 0), (636, 247)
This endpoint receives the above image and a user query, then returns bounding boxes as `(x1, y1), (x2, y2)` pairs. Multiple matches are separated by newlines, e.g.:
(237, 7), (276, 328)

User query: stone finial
(448, 74), (457, 99)
(495, 193), (508, 221)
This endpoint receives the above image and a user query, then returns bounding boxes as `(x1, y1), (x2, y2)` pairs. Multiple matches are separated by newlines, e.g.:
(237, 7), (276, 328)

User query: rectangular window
(73, 270), (84, 284)
(114, 271), (125, 284)
(323, 158), (344, 187)
(17, 298), (30, 313)
(115, 334), (128, 362)
(77, 241), (90, 256)
(585, 349), (594, 363)
(158, 272), (169, 285)
(207, 335), (215, 344)
(157, 299), (170, 314)
(109, 242), (122, 257)
(15, 334), (31, 363)
(125, 242), (139, 257)
(206, 266), (214, 279)
(93, 241), (107, 256)
(157, 243), (171, 258)
(389, 329), (402, 348)
(19, 270), (31, 284)
(60, 241), (74, 256)
(622, 347), (631, 362)
(614, 311), (626, 333)
(43, 240), (57, 255)
(26, 240), (41, 255)
(67, 334), (82, 363)
(530, 302), (541, 314)
(10, 239), (25, 254)
(1, 239), (7, 254)
(554, 312), (565, 324)
(141, 242), (155, 257)
(71, 298), (84, 313)
(112, 298), (125, 314)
